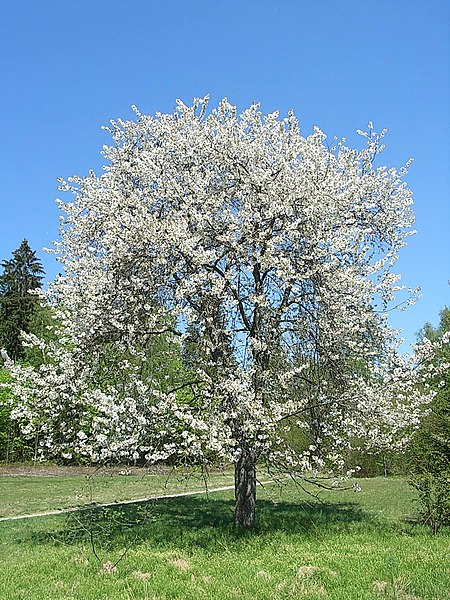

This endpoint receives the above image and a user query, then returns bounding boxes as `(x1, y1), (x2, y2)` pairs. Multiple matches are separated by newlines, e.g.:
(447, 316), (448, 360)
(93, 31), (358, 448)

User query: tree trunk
(234, 447), (257, 528)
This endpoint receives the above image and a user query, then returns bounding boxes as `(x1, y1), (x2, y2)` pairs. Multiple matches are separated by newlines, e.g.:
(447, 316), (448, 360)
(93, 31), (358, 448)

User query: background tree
(0, 240), (45, 361)
(8, 98), (426, 527)
(409, 307), (450, 533)
(0, 240), (48, 462)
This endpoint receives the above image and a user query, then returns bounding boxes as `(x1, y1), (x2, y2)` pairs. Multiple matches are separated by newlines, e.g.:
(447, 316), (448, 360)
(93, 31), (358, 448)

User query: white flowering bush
(5, 97), (430, 527)
(408, 311), (450, 533)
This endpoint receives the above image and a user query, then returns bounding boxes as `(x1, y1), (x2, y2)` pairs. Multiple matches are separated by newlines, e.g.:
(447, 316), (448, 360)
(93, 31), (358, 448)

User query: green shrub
(0, 369), (34, 462)
(408, 307), (450, 533)
(409, 472), (450, 534)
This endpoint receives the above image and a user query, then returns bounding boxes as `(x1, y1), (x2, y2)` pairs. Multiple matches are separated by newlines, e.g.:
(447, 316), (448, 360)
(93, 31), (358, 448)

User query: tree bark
(234, 446), (257, 528)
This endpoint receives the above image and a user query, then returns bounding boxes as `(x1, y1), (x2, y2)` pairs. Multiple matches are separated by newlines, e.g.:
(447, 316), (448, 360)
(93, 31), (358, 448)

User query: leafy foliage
(0, 240), (45, 361)
(409, 307), (450, 532)
(0, 241), (54, 461)
(0, 369), (34, 462)
(410, 472), (450, 534)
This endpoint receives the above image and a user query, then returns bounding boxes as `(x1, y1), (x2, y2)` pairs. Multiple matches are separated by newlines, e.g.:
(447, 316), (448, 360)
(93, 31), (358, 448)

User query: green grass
(0, 476), (449, 599)
(0, 468), (235, 518)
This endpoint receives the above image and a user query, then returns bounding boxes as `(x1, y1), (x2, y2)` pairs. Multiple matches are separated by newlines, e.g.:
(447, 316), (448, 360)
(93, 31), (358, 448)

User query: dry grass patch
(168, 557), (191, 571)
(99, 561), (117, 574)
(372, 576), (423, 599)
(256, 569), (272, 580)
(133, 570), (151, 580)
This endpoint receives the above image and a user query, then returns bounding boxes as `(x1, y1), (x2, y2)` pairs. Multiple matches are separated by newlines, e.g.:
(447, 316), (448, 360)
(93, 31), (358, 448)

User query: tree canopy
(6, 98), (429, 527)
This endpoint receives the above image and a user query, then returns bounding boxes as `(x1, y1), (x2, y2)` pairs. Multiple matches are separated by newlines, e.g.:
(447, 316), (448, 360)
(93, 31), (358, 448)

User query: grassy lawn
(0, 475), (449, 599)
(0, 467), (235, 519)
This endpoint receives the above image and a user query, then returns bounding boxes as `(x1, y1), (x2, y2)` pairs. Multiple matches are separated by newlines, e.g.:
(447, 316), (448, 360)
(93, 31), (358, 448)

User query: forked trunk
(234, 447), (257, 528)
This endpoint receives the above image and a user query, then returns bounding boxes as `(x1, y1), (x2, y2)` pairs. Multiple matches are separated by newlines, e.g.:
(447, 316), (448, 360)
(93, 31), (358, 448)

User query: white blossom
(3, 97), (429, 477)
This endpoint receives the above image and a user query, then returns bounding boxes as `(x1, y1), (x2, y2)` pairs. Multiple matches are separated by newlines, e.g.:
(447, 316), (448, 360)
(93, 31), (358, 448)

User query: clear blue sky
(0, 0), (448, 351)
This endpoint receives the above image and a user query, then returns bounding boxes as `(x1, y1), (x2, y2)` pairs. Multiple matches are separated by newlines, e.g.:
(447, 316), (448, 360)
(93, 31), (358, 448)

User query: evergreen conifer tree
(0, 240), (45, 360)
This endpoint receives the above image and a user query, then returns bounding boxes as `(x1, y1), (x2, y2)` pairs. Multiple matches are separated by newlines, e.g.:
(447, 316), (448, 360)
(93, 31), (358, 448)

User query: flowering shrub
(409, 312), (450, 533)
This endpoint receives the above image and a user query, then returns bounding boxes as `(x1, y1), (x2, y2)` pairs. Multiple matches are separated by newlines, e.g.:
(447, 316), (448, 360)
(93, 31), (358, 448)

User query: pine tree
(0, 240), (45, 360)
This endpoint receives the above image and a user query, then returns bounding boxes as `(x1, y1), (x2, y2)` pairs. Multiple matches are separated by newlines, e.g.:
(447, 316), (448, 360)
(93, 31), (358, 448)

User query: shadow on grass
(30, 493), (367, 551)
